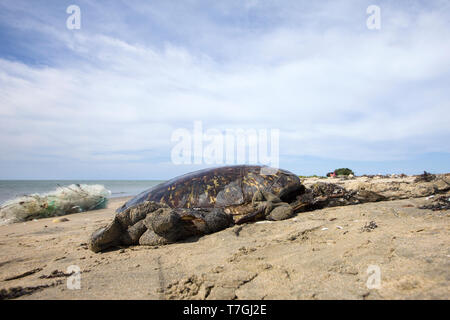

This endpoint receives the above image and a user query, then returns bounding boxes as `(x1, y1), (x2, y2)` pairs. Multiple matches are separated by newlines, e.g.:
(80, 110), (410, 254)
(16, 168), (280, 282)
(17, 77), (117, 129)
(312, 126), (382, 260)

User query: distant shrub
(298, 175), (325, 179)
(334, 168), (354, 176)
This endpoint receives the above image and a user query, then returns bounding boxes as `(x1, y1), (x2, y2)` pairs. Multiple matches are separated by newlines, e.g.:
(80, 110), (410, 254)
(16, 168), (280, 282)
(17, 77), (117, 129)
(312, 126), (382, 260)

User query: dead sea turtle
(89, 165), (305, 252)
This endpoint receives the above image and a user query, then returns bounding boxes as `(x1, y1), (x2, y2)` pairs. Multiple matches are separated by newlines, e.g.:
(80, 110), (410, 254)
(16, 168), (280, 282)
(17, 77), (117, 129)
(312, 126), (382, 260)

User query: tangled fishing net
(0, 184), (111, 225)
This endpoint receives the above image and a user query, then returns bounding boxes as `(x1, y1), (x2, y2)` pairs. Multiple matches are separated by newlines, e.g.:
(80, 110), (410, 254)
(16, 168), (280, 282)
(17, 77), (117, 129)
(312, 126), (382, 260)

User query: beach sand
(0, 185), (449, 300)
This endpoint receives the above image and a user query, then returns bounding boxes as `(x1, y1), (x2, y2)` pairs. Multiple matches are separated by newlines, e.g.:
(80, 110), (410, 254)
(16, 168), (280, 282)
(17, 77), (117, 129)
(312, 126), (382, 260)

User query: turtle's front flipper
(88, 201), (166, 252)
(139, 229), (172, 246)
(120, 220), (147, 245)
(88, 218), (123, 253)
(144, 208), (186, 242)
(89, 217), (149, 252)
(145, 207), (233, 243)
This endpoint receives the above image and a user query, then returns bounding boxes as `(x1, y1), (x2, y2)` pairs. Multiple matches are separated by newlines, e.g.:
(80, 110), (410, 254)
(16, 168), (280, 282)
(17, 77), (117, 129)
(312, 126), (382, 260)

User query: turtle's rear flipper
(266, 202), (293, 221)
(88, 218), (122, 253)
(237, 190), (294, 224)
(203, 208), (234, 233)
(259, 191), (294, 221)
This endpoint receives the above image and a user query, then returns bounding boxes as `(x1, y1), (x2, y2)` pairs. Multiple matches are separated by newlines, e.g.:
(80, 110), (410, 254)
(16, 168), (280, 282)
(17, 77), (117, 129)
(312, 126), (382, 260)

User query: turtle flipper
(266, 202), (293, 221)
(144, 208), (185, 242)
(203, 208), (234, 233)
(145, 207), (233, 242)
(259, 191), (294, 221)
(88, 201), (167, 252)
(88, 218), (122, 253)
(139, 229), (172, 246)
(236, 190), (293, 224)
(120, 220), (147, 245)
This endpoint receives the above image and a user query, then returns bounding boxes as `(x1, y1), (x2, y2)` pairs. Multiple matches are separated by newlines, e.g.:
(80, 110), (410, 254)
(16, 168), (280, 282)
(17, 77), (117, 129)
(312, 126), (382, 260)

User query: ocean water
(0, 180), (164, 205)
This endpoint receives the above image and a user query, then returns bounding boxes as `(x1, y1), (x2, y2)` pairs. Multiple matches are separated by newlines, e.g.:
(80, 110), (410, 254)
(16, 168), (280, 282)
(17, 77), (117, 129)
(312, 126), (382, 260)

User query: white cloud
(0, 0), (449, 177)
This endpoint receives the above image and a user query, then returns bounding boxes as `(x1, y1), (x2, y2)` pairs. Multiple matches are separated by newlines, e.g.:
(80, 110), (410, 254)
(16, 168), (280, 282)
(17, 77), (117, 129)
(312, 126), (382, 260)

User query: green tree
(334, 168), (354, 176)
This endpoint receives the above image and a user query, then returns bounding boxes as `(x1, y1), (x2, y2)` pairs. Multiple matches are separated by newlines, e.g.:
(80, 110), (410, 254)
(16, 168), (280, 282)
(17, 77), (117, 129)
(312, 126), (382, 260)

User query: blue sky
(0, 0), (449, 179)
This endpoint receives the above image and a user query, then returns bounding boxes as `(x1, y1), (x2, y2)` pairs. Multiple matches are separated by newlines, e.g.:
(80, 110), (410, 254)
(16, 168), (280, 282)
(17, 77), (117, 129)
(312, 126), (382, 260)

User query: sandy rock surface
(303, 173), (450, 200)
(0, 177), (449, 300)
